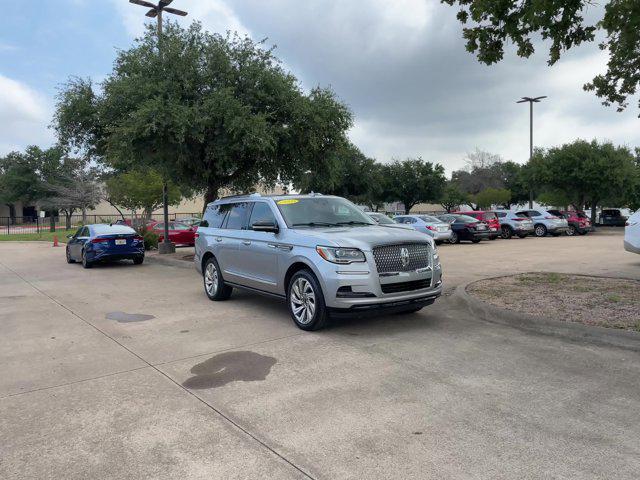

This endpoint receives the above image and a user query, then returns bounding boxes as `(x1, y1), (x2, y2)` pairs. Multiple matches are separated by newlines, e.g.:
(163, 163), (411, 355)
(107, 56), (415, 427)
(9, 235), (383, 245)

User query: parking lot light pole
(129, 0), (187, 254)
(517, 96), (547, 209)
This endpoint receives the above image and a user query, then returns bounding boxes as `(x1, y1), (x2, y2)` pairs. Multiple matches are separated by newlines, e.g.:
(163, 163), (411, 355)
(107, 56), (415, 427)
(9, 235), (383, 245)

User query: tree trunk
(203, 185), (220, 214)
(65, 211), (72, 230)
(81, 208), (87, 224)
(404, 201), (412, 215)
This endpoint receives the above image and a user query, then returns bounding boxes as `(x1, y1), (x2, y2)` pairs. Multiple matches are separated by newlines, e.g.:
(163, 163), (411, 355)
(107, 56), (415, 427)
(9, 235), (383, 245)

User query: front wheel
(66, 247), (75, 264)
(501, 226), (513, 239)
(448, 232), (459, 244)
(565, 225), (577, 236)
(203, 257), (233, 300)
(287, 270), (329, 331)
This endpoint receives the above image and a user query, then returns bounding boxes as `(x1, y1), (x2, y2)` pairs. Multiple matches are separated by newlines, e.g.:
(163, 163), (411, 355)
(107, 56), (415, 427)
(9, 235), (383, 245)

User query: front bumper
(318, 251), (443, 310)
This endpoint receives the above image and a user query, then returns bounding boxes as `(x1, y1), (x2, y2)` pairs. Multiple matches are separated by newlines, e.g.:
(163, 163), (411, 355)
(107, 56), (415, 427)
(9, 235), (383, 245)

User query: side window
(408, 218), (417, 224)
(172, 223), (191, 231)
(73, 227), (83, 238)
(530, 211), (542, 216)
(203, 204), (230, 228)
(249, 202), (277, 227)
(80, 227), (89, 237)
(224, 202), (251, 230)
(496, 212), (506, 218)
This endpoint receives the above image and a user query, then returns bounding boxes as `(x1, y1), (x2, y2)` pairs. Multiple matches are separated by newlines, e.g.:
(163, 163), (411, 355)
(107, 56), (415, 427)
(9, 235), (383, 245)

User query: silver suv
(194, 194), (443, 330)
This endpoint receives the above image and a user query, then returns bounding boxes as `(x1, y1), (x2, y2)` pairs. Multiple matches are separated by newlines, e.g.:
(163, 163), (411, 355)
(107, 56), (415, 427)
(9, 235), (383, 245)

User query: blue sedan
(66, 224), (145, 268)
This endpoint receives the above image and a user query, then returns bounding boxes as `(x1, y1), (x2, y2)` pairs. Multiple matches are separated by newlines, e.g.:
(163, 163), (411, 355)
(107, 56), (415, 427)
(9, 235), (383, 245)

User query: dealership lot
(1, 231), (639, 479)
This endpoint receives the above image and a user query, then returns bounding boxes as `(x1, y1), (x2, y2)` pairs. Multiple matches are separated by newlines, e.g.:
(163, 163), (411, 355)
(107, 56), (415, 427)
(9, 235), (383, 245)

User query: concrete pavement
(1, 230), (639, 479)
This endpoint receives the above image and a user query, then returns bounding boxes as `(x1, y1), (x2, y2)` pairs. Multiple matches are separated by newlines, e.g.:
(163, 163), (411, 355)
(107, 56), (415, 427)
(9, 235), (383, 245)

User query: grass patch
(0, 231), (69, 243)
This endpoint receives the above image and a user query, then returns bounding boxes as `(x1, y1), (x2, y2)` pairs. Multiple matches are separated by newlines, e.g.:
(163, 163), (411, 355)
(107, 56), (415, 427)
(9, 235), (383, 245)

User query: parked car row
(366, 208), (593, 244)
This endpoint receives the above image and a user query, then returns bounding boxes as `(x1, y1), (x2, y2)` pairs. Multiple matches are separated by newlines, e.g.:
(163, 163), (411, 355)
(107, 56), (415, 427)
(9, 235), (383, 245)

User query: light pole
(129, 0), (187, 254)
(517, 95), (546, 209)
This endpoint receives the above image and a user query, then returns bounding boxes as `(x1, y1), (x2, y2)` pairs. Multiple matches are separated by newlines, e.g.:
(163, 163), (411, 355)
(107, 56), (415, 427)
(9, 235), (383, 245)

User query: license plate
(115, 239), (126, 245)
(490, 227), (497, 231)
(438, 226), (447, 232)
(477, 225), (486, 230)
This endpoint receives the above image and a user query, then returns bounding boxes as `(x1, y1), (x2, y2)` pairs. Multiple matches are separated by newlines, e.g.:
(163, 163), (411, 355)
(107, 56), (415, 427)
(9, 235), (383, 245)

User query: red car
(547, 210), (592, 236)
(147, 221), (196, 246)
(453, 211), (500, 240)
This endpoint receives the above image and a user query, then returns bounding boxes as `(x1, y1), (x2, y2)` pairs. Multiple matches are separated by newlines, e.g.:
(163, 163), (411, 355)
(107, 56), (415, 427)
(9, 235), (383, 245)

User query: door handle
(267, 243), (277, 248)
(215, 237), (223, 242)
(242, 240), (251, 245)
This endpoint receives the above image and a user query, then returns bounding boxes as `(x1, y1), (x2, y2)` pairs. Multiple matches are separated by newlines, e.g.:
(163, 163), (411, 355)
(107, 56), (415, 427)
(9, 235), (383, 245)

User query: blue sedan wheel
(66, 247), (76, 264)
(82, 249), (93, 269)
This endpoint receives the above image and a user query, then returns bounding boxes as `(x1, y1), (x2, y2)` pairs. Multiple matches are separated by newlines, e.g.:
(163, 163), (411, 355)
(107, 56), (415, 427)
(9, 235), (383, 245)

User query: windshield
(369, 213), (395, 225)
(277, 196), (375, 227)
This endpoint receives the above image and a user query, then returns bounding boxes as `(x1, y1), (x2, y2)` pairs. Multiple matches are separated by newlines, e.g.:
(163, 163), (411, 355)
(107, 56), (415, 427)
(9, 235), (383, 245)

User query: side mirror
(251, 221), (279, 233)
(67, 234), (73, 239)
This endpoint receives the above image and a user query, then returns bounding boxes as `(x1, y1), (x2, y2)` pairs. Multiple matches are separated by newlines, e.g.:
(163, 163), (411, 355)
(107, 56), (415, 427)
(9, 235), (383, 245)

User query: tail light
(545, 216), (558, 220)
(194, 232), (200, 239)
(426, 225), (436, 231)
(91, 237), (109, 244)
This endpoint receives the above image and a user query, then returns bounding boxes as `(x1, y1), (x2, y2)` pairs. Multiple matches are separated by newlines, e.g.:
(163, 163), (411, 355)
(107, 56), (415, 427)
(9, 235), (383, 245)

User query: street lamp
(517, 95), (546, 209)
(129, 0), (187, 254)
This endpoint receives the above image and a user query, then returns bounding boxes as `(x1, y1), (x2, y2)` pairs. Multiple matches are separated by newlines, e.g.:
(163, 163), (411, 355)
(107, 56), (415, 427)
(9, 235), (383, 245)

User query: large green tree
(529, 139), (637, 223)
(54, 22), (352, 210)
(443, 0), (640, 115)
(385, 158), (446, 214)
(439, 181), (469, 212)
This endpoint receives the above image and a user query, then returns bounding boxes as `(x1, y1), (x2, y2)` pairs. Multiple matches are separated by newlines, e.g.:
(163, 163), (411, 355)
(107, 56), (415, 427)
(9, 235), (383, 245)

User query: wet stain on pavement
(182, 351), (277, 389)
(106, 311), (155, 323)
(180, 330), (189, 333)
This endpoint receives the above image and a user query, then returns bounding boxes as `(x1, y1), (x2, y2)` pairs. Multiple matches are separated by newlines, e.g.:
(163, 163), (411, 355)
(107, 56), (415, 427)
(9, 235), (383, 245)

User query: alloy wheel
(290, 277), (316, 325)
(204, 262), (219, 295)
(535, 225), (546, 237)
(566, 225), (576, 236)
(449, 232), (458, 244)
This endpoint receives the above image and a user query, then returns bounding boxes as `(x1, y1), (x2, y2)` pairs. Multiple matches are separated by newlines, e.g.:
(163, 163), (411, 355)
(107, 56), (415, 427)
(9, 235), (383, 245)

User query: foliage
(0, 148), (46, 212)
(105, 170), (182, 220)
(384, 158), (446, 214)
(537, 190), (574, 209)
(54, 22), (352, 210)
(473, 188), (511, 209)
(529, 139), (637, 222)
(294, 142), (386, 209)
(443, 0), (640, 115)
(139, 227), (159, 251)
(440, 181), (469, 212)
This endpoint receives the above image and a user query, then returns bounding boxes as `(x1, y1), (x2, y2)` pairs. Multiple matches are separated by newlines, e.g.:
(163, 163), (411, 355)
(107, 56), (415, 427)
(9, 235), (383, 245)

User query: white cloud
(0, 75), (54, 155)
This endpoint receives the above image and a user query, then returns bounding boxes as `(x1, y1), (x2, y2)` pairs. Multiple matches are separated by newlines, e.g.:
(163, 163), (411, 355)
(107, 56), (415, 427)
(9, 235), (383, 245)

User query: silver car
(516, 209), (569, 237)
(393, 215), (453, 243)
(195, 194), (443, 330)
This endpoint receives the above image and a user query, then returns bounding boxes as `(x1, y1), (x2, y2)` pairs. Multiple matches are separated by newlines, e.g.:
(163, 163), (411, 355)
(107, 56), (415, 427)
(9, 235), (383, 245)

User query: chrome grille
(372, 243), (431, 273)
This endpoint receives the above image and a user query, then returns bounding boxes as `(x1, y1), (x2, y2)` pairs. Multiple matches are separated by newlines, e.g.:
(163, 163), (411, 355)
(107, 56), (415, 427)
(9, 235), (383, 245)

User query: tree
(473, 188), (511, 209)
(54, 23), (352, 211)
(443, 0), (640, 115)
(385, 158), (446, 214)
(452, 149), (506, 202)
(440, 181), (469, 212)
(500, 161), (530, 207)
(105, 170), (182, 221)
(529, 139), (637, 224)
(0, 148), (44, 221)
(294, 143), (387, 210)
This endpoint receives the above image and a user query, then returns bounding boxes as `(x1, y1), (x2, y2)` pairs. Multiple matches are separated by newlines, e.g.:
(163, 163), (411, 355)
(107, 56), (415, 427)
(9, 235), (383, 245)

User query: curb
(454, 281), (640, 352)
(145, 253), (194, 270)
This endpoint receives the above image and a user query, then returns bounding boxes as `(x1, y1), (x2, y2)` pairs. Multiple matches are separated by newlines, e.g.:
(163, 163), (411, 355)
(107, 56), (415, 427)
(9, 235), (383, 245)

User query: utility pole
(517, 96), (546, 209)
(129, 0), (187, 254)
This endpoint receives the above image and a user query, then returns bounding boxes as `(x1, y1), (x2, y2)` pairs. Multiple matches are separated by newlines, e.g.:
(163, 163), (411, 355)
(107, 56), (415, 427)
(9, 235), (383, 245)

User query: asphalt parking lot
(1, 230), (639, 479)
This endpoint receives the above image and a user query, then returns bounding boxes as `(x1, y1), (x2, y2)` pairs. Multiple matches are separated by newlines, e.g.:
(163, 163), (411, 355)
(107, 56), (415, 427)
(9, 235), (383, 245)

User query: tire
(287, 269), (329, 331)
(133, 256), (144, 265)
(66, 247), (75, 264)
(534, 224), (547, 237)
(448, 231), (459, 244)
(500, 226), (513, 239)
(203, 257), (233, 301)
(471, 239), (481, 244)
(81, 249), (92, 269)
(566, 225), (577, 236)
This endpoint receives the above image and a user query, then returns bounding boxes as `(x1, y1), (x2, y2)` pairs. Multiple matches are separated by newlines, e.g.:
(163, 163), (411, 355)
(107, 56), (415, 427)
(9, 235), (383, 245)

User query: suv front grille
(372, 243), (431, 273)
(381, 279), (430, 294)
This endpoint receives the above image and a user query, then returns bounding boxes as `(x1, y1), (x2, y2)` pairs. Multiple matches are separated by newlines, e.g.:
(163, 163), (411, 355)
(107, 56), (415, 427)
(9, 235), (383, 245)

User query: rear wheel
(287, 270), (329, 331)
(133, 256), (144, 265)
(501, 226), (513, 239)
(534, 224), (547, 237)
(66, 247), (75, 264)
(81, 249), (92, 269)
(203, 257), (232, 300)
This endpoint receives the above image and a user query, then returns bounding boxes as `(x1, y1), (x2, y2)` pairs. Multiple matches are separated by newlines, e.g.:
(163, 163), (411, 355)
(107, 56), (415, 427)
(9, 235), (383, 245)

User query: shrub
(138, 227), (158, 251)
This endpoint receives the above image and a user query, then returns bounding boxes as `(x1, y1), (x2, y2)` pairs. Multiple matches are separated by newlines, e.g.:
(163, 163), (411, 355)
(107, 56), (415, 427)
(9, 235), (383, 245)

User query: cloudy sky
(1, 0), (638, 174)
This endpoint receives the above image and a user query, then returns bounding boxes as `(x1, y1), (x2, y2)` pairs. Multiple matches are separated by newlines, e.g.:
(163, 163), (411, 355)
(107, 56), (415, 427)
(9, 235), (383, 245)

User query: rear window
(483, 213), (497, 220)
(576, 212), (587, 218)
(92, 225), (135, 235)
(455, 215), (479, 223)
(495, 212), (506, 218)
(203, 204), (231, 228)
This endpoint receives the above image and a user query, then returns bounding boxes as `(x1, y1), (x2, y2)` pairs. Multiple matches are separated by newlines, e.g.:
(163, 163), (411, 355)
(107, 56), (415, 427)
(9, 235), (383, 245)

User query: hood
(289, 224), (433, 251)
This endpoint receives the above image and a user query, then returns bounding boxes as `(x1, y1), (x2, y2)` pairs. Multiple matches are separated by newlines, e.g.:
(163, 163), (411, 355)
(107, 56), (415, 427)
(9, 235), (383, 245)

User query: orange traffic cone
(53, 235), (59, 247)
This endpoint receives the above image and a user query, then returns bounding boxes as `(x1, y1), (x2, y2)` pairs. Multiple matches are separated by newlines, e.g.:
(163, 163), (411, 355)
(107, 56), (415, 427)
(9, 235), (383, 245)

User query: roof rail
(219, 192), (261, 200)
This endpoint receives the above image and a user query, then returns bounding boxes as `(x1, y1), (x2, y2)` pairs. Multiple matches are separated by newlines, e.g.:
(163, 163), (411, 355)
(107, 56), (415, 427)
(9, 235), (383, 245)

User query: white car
(624, 210), (640, 254)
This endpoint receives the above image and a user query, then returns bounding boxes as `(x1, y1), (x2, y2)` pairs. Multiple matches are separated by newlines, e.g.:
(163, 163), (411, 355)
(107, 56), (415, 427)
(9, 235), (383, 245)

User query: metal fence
(0, 213), (201, 235)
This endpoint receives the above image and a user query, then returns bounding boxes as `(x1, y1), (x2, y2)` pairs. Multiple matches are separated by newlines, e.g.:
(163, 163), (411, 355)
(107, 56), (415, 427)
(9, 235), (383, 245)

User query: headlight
(316, 246), (366, 264)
